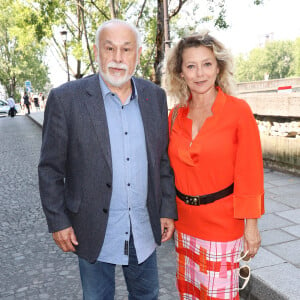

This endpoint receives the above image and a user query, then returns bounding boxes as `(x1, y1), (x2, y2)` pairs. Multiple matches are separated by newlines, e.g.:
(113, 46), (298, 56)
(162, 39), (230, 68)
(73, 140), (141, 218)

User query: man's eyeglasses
(237, 250), (251, 291)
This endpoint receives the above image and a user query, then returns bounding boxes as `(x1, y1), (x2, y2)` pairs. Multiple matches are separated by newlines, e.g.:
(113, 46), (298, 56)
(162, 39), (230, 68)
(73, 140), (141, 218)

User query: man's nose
(113, 48), (122, 63)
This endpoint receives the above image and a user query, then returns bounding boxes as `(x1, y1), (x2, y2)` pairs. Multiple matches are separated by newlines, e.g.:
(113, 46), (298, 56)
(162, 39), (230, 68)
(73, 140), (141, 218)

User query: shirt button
(106, 183), (111, 188)
(103, 208), (108, 213)
(125, 132), (128, 135)
(112, 93), (115, 96)
(127, 183), (130, 186)
(125, 232), (128, 234)
(126, 157), (130, 161)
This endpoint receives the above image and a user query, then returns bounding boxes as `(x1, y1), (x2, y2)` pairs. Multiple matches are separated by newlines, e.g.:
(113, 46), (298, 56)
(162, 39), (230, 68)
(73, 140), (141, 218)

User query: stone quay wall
(237, 77), (300, 94)
(240, 90), (300, 175)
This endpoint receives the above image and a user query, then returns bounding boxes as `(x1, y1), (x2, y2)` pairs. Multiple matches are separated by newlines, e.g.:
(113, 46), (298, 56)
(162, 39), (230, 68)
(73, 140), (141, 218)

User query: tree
(235, 48), (266, 82)
(235, 40), (296, 82)
(26, 0), (264, 86)
(0, 0), (49, 100)
(264, 40), (294, 79)
(291, 37), (300, 77)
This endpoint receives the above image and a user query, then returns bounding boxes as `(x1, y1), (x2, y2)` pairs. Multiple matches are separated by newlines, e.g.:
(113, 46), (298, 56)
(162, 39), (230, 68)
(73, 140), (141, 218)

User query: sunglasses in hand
(237, 250), (251, 291)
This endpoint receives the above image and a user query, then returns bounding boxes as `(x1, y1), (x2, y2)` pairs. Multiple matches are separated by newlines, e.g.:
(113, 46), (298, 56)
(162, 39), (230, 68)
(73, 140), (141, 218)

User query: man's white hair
(95, 19), (142, 50)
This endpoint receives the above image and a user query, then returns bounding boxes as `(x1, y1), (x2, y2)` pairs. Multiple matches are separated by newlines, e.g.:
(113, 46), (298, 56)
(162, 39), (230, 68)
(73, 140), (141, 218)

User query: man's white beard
(98, 60), (137, 88)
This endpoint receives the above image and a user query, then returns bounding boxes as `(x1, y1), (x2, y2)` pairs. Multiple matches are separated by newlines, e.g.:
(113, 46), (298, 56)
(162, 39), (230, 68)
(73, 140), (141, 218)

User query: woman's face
(181, 46), (219, 96)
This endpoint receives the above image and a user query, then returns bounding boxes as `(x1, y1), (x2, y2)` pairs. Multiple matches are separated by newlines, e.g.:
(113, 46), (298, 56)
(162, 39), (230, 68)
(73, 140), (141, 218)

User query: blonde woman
(163, 31), (264, 299)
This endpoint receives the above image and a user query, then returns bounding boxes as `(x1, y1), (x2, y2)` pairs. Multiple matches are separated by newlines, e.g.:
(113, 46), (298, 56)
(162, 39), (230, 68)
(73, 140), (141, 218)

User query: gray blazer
(38, 74), (177, 263)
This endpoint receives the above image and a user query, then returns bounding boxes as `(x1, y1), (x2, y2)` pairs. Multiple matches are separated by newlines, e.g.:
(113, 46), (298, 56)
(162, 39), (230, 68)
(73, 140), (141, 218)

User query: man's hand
(160, 218), (175, 242)
(52, 227), (78, 252)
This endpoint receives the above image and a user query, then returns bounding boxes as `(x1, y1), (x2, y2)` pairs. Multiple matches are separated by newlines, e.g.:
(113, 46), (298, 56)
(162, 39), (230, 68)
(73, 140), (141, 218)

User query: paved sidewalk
(27, 112), (300, 299)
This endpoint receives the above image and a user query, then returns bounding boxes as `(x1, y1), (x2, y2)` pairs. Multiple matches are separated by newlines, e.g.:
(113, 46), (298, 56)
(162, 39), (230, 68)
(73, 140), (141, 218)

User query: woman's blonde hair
(162, 30), (235, 105)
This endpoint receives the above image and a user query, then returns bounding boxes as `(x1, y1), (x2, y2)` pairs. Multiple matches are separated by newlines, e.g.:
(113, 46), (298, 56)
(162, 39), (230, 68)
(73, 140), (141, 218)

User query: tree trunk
(75, 0), (84, 79)
(81, 0), (96, 74)
(154, 0), (164, 85)
(110, 0), (116, 18)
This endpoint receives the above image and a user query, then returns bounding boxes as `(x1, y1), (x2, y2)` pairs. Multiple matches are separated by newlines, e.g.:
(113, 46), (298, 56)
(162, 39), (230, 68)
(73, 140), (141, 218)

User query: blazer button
(103, 208), (108, 213)
(106, 183), (111, 188)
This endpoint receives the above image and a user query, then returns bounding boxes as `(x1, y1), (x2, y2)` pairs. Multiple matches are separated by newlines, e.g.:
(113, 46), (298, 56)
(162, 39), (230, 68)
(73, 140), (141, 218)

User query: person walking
(38, 19), (177, 300)
(7, 96), (17, 118)
(33, 94), (40, 111)
(39, 93), (45, 110)
(23, 92), (30, 114)
(163, 31), (264, 299)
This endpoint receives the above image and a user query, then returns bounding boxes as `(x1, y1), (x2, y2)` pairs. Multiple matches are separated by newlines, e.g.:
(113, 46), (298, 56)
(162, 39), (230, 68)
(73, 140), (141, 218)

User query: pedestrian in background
(39, 93), (45, 110)
(33, 94), (40, 111)
(38, 19), (177, 300)
(7, 96), (17, 118)
(23, 92), (30, 114)
(163, 30), (264, 299)
(20, 95), (24, 111)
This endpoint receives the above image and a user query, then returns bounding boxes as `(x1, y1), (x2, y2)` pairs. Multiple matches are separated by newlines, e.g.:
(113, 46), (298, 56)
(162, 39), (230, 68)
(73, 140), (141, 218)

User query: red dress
(168, 87), (265, 242)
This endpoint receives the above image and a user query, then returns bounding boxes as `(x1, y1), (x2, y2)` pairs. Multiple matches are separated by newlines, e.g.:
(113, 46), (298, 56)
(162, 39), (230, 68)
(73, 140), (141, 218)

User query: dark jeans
(78, 235), (159, 300)
(25, 103), (30, 114)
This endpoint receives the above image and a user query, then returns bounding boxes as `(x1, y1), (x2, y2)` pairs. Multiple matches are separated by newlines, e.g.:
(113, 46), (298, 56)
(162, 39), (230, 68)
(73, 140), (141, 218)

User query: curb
(26, 113), (43, 128)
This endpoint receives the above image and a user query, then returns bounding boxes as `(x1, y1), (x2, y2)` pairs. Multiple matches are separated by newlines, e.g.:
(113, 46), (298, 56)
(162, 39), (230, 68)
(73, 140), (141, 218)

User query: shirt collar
(98, 74), (137, 103)
(211, 86), (227, 115)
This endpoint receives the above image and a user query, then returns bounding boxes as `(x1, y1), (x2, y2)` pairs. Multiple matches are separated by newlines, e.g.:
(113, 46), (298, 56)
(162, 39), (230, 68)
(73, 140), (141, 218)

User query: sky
(211, 0), (300, 55)
(49, 0), (300, 87)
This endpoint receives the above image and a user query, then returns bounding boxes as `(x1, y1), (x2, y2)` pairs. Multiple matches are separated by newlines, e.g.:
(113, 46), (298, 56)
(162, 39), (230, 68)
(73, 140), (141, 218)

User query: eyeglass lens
(239, 265), (250, 278)
(240, 251), (251, 262)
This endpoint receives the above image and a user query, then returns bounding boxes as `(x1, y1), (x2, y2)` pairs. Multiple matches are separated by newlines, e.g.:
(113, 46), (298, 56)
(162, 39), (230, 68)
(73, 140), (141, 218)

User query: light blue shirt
(97, 75), (156, 265)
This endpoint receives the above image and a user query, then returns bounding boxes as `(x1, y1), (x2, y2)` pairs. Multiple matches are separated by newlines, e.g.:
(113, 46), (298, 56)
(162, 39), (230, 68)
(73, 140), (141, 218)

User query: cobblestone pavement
(0, 116), (178, 300)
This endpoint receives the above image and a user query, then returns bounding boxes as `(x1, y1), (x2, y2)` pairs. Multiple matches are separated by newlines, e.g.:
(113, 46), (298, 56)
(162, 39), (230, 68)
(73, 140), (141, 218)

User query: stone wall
(260, 134), (300, 175)
(241, 92), (300, 175)
(257, 119), (300, 138)
(242, 93), (300, 117)
(237, 77), (300, 94)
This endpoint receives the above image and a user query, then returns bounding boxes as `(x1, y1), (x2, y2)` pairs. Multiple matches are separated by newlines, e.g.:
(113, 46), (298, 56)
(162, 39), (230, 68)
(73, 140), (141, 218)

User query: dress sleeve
(233, 100), (265, 219)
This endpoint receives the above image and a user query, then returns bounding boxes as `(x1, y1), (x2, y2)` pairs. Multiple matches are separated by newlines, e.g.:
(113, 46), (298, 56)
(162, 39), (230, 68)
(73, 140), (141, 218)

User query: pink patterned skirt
(175, 231), (243, 300)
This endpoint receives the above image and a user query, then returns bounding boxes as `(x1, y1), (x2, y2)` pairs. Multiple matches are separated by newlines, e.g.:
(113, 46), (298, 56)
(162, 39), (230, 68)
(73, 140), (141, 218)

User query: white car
(0, 99), (21, 115)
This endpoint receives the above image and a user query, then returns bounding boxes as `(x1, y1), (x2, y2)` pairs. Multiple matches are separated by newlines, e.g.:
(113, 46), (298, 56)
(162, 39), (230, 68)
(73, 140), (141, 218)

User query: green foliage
(0, 0), (49, 99)
(24, 0), (252, 82)
(265, 40), (294, 79)
(235, 40), (297, 82)
(253, 0), (264, 5)
(211, 0), (229, 29)
(293, 38), (300, 76)
(2, 0), (264, 87)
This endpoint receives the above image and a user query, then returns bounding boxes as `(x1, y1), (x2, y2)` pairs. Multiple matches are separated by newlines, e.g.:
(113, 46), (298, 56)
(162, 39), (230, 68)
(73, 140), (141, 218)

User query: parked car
(0, 99), (21, 115)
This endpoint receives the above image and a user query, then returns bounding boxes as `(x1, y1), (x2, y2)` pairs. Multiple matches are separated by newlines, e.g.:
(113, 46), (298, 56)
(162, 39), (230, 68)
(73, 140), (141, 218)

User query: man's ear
(93, 45), (98, 63)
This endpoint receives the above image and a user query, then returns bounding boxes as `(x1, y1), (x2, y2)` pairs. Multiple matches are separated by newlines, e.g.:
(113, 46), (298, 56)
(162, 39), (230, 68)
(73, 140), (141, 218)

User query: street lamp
(60, 29), (70, 81)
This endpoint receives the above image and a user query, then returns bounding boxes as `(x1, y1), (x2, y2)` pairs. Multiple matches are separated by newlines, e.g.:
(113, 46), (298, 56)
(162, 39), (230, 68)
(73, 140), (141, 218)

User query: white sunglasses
(237, 250), (251, 291)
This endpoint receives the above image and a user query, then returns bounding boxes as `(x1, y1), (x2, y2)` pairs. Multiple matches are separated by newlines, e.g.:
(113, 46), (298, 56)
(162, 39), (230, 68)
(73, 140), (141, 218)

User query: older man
(38, 19), (177, 299)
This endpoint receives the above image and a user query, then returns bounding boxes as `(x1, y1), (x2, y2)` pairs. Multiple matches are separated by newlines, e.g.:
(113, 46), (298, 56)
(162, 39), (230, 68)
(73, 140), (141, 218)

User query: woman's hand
(244, 218), (261, 257)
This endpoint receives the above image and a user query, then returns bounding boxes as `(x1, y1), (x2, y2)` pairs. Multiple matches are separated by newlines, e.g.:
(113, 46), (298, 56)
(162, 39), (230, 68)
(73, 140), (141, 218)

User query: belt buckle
(184, 195), (200, 205)
(193, 197), (199, 205)
(185, 196), (190, 205)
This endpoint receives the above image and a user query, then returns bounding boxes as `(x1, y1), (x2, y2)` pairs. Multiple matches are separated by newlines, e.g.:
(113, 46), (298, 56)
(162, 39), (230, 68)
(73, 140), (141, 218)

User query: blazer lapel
(84, 75), (112, 173)
(136, 81), (157, 166)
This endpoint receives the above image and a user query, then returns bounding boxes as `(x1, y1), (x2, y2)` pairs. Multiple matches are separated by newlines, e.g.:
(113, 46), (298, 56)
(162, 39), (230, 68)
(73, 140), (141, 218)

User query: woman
(163, 31), (264, 299)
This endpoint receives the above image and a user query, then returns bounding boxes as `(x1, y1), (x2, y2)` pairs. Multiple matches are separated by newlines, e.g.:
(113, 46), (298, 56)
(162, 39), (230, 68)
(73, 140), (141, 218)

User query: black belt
(176, 183), (234, 206)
